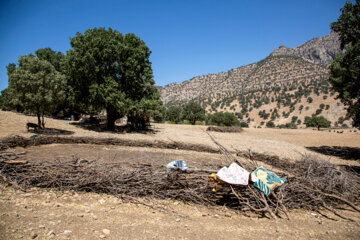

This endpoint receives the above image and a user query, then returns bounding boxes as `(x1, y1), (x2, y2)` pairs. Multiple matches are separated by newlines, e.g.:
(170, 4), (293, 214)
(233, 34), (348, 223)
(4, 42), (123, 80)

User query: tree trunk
(41, 113), (45, 129)
(106, 106), (118, 130)
(36, 107), (41, 128)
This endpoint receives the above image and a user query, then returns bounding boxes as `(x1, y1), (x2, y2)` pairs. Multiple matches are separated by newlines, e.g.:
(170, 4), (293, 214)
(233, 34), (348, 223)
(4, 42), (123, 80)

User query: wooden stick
(3, 160), (28, 164)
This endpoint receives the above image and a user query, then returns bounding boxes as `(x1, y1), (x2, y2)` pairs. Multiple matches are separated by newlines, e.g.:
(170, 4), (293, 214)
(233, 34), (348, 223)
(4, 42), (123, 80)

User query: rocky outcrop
(270, 31), (343, 66)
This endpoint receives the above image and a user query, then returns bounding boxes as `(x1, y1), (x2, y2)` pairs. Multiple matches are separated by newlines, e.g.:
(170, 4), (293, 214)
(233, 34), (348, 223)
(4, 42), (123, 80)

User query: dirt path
(1, 185), (359, 240)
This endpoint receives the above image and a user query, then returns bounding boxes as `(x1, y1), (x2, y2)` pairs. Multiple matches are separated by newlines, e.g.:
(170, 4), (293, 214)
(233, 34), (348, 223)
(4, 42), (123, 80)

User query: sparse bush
(338, 116), (345, 124)
(291, 116), (298, 123)
(239, 122), (249, 128)
(299, 105), (304, 112)
(266, 121), (275, 128)
(285, 122), (298, 129)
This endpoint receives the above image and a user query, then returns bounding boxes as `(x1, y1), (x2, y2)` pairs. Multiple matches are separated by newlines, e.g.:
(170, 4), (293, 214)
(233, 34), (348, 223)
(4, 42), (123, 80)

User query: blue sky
(0, 0), (348, 92)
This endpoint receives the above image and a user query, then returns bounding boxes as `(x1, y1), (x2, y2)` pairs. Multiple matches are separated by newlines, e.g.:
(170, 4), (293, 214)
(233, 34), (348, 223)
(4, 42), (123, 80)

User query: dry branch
(0, 135), (359, 221)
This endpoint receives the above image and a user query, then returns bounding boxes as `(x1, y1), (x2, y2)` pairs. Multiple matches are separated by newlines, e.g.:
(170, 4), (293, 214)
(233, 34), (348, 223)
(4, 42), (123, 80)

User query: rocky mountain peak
(270, 31), (343, 66)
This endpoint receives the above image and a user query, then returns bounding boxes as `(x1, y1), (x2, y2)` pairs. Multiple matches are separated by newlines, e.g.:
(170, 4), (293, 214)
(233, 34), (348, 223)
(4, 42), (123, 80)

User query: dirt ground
(1, 184), (359, 240)
(1, 110), (360, 239)
(1, 110), (359, 165)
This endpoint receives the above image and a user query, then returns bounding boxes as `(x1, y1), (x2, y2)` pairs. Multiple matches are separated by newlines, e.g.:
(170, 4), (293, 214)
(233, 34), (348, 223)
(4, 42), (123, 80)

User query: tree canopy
(66, 27), (161, 129)
(35, 48), (66, 72)
(206, 112), (240, 126)
(7, 55), (66, 127)
(329, 0), (360, 128)
(305, 116), (331, 130)
(165, 106), (183, 123)
(181, 101), (205, 125)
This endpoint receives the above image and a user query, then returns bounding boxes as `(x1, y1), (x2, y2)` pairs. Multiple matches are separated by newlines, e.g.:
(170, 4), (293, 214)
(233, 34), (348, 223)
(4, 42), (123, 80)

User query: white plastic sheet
(166, 160), (188, 172)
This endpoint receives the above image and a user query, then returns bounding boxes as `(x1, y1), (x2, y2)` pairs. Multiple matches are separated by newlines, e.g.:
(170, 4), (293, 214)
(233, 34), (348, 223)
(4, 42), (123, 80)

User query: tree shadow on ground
(28, 128), (74, 136)
(306, 146), (360, 161)
(69, 122), (157, 134)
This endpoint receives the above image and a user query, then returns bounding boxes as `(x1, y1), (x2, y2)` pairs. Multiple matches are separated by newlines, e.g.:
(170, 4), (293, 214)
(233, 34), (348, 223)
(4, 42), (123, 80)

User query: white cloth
(216, 162), (249, 185)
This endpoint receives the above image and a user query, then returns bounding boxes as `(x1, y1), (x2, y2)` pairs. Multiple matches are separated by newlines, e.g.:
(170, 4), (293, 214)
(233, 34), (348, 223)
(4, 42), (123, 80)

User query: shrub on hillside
(305, 116), (331, 130)
(266, 121), (275, 128)
(277, 122), (298, 129)
(239, 122), (249, 128)
(206, 112), (240, 126)
(195, 121), (204, 125)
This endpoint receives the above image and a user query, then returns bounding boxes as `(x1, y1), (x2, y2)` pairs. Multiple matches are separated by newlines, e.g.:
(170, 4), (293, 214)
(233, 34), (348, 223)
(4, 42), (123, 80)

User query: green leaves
(331, 0), (360, 49)
(206, 112), (240, 126)
(66, 27), (161, 129)
(7, 55), (66, 127)
(305, 116), (331, 130)
(330, 1), (360, 128)
(165, 106), (183, 123)
(182, 101), (206, 125)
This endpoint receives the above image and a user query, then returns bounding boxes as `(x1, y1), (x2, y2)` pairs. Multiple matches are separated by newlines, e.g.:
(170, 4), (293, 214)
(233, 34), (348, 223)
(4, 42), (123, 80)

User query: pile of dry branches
(1, 135), (219, 154)
(206, 126), (243, 133)
(1, 136), (359, 221)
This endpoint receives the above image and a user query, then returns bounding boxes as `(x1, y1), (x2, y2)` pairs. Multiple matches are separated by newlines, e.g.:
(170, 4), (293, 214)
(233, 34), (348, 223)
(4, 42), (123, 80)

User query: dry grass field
(1, 110), (360, 239)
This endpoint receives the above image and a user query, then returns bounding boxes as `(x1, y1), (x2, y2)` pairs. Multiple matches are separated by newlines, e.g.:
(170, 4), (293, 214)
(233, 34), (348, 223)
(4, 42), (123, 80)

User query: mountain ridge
(160, 31), (342, 105)
(160, 32), (349, 127)
(270, 31), (344, 66)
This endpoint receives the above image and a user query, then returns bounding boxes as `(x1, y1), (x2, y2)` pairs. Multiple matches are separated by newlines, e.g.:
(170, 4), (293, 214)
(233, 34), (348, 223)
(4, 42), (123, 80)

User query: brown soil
(1, 184), (359, 240)
(1, 110), (360, 239)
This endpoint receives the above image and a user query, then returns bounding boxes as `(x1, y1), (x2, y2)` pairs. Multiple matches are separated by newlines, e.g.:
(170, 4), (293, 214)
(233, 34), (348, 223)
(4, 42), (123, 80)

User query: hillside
(160, 32), (350, 127)
(270, 31), (343, 66)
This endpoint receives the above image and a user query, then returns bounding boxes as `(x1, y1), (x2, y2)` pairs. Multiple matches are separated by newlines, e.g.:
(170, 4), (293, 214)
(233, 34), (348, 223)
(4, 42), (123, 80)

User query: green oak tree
(66, 27), (161, 129)
(0, 88), (18, 111)
(165, 106), (183, 123)
(206, 112), (240, 126)
(305, 116), (331, 130)
(35, 48), (66, 72)
(329, 0), (360, 128)
(7, 55), (66, 128)
(181, 101), (205, 125)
